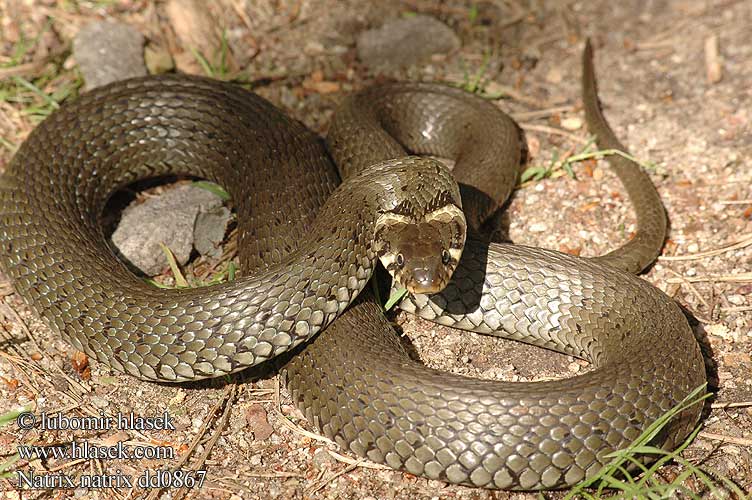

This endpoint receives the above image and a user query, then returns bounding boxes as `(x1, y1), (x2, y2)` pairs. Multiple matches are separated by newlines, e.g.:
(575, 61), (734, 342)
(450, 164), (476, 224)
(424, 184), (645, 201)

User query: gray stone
(73, 21), (147, 90)
(194, 205), (232, 258)
(356, 15), (460, 71)
(111, 185), (224, 276)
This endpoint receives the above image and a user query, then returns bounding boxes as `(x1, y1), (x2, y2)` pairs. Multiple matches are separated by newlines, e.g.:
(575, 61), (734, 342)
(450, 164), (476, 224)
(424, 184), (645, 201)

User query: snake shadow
(680, 307), (718, 422)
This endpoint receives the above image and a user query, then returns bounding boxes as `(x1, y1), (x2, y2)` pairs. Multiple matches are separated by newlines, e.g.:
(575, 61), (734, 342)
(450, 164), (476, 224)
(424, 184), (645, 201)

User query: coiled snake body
(0, 42), (705, 490)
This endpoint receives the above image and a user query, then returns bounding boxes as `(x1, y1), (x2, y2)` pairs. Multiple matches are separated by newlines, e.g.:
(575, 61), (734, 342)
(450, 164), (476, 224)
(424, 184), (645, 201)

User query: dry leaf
(582, 159), (595, 177)
(2, 377), (19, 390)
(71, 351), (91, 380)
(245, 404), (274, 441)
(559, 245), (582, 256)
(302, 77), (341, 94)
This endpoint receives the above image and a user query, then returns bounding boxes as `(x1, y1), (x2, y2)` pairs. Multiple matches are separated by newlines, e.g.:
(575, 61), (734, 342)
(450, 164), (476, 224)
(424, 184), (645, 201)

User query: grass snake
(0, 41), (705, 490)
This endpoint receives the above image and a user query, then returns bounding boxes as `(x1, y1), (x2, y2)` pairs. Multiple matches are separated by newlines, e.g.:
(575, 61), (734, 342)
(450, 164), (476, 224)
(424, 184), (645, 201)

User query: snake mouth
(395, 249), (462, 294)
(380, 243), (464, 295)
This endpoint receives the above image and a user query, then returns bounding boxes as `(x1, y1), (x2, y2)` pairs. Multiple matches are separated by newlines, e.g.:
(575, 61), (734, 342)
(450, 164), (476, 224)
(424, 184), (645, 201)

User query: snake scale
(0, 41), (705, 490)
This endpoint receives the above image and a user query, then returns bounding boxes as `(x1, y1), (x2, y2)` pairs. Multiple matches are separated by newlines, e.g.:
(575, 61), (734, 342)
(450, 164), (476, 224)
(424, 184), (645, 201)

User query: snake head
(374, 204), (466, 294)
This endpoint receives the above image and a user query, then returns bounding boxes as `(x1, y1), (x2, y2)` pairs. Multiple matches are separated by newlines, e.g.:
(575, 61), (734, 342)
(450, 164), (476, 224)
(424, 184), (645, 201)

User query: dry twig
(659, 233), (752, 261)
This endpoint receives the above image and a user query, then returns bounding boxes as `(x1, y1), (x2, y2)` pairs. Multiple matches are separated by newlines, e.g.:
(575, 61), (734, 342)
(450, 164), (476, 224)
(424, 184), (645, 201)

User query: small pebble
(706, 323), (731, 339)
(485, 366), (513, 379)
(304, 40), (325, 54)
(191, 417), (203, 432)
(687, 242), (700, 253)
(717, 371), (734, 385)
(90, 396), (109, 409)
(168, 390), (186, 406)
(728, 294), (745, 305)
(312, 449), (335, 470)
(546, 67), (563, 84)
(561, 117), (583, 130)
(529, 222), (547, 233)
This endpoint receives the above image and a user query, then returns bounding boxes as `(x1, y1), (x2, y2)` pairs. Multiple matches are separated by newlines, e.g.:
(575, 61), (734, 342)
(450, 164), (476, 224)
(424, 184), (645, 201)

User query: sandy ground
(0, 1), (750, 499)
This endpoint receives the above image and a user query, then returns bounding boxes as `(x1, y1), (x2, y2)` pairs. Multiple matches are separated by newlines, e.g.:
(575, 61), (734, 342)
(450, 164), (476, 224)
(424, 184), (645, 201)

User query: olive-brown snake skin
(0, 42), (705, 490)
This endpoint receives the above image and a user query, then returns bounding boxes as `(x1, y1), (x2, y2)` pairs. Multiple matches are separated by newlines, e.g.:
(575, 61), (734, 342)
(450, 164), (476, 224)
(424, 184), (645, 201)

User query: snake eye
(441, 249), (451, 265)
(396, 253), (405, 268)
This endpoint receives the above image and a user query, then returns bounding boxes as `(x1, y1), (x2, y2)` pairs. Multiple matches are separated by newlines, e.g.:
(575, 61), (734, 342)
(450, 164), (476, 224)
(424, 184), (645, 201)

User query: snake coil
(0, 42), (705, 490)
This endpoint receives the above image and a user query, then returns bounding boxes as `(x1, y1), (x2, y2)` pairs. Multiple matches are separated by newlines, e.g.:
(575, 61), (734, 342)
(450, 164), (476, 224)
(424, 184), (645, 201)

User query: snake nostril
(411, 268), (430, 284)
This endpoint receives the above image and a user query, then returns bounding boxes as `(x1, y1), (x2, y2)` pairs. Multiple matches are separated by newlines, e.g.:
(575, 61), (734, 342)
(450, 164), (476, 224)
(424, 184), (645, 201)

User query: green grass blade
(384, 287), (407, 311)
(0, 408), (29, 427)
(0, 453), (20, 479)
(564, 383), (710, 499)
(194, 181), (231, 201)
(158, 243), (189, 288)
(567, 148), (658, 172)
(190, 47), (214, 77)
(144, 278), (171, 289)
(12, 76), (59, 110)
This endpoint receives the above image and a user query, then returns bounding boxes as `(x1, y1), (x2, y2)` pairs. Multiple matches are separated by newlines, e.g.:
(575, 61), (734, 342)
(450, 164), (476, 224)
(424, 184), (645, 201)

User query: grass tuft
(0, 407), (30, 479)
(145, 243), (237, 290)
(562, 383), (744, 499)
(457, 50), (497, 97)
(520, 136), (659, 186)
(190, 29), (234, 80)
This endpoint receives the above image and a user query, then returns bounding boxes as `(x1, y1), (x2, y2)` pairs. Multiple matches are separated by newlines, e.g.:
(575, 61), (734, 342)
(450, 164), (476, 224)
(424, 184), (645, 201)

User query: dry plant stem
(659, 232), (752, 261)
(665, 269), (712, 310)
(710, 401), (752, 409)
(145, 384), (236, 500)
(666, 272), (752, 284)
(1, 299), (93, 398)
(720, 305), (752, 313)
(521, 122), (591, 143)
(306, 462), (360, 496)
(173, 384), (237, 500)
(511, 105), (576, 121)
(274, 409), (336, 446)
(697, 432), (752, 447)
